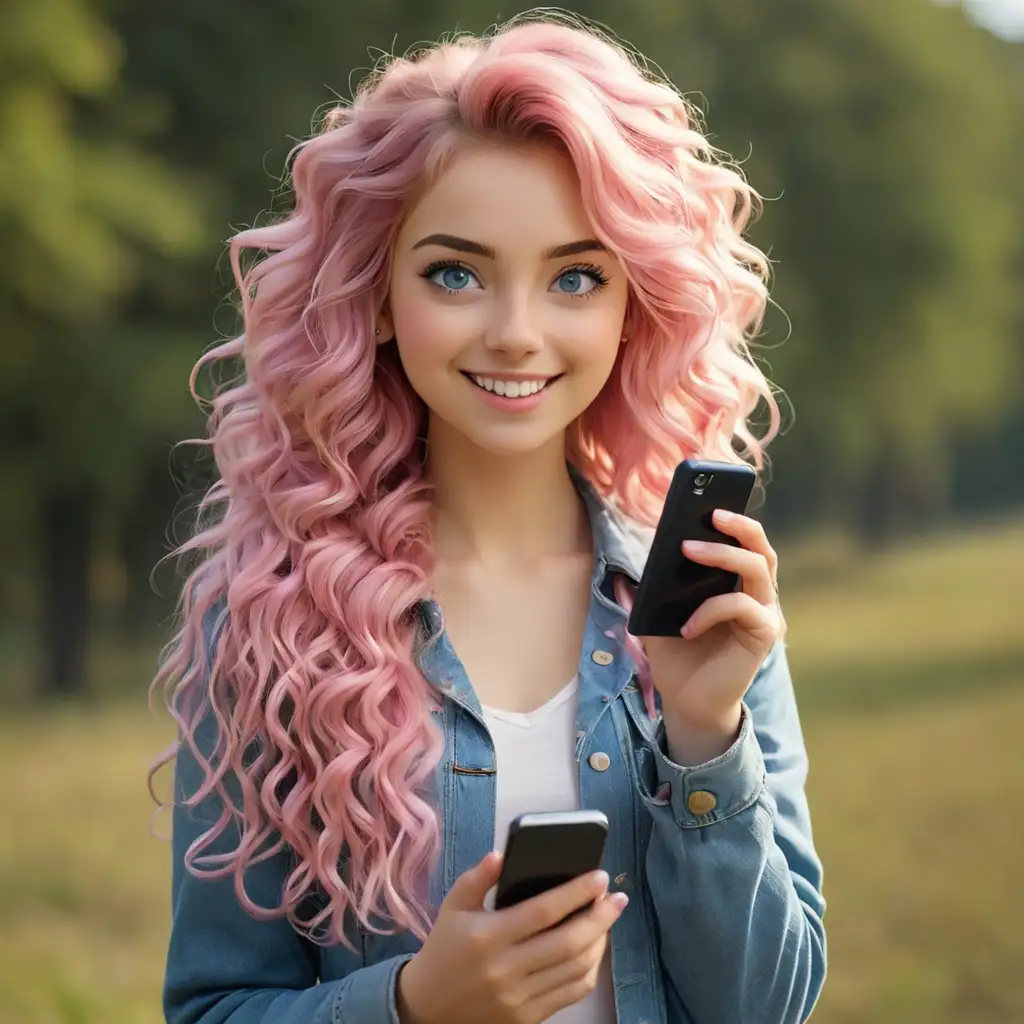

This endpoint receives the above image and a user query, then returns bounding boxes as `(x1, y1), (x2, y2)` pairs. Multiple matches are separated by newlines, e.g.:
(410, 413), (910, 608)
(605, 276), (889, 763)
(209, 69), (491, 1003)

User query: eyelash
(420, 260), (610, 299)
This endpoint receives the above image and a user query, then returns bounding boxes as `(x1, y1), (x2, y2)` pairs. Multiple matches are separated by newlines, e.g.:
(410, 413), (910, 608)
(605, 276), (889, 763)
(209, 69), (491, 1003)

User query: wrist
(396, 958), (429, 1024)
(662, 702), (742, 767)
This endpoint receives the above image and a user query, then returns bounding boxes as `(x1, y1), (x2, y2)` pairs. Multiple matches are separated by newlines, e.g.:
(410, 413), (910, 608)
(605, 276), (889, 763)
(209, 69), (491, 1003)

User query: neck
(425, 419), (589, 567)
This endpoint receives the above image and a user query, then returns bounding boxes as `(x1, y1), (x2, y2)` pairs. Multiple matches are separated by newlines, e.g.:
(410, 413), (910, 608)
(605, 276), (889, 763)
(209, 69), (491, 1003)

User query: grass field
(0, 517), (1021, 1023)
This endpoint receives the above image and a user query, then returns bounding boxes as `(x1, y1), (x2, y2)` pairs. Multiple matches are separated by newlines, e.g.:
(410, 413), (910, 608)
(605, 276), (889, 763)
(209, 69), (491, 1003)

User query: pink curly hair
(149, 13), (780, 948)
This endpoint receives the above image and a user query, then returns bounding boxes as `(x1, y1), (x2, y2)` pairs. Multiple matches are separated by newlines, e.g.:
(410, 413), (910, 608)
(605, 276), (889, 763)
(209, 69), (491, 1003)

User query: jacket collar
(569, 463), (649, 589)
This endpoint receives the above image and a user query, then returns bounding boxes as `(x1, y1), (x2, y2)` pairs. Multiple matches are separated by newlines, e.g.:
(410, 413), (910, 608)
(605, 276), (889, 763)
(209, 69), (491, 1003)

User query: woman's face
(384, 141), (629, 458)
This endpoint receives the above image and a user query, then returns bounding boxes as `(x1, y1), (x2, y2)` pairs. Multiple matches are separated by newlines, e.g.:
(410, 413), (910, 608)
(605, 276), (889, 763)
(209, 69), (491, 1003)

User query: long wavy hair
(149, 11), (780, 948)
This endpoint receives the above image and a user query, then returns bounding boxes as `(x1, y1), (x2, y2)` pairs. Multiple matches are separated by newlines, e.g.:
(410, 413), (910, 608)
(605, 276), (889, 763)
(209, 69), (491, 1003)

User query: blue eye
(557, 271), (587, 295)
(421, 261), (608, 297)
(424, 263), (480, 292)
(553, 265), (608, 298)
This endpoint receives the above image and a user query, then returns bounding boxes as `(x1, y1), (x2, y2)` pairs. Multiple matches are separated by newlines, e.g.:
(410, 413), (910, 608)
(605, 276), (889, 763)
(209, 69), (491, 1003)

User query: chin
(462, 429), (565, 459)
(434, 410), (569, 456)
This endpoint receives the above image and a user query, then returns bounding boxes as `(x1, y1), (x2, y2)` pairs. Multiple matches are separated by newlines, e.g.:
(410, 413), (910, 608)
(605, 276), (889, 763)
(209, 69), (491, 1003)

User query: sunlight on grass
(0, 517), (1021, 1023)
(781, 516), (1023, 676)
(806, 689), (1024, 1023)
(0, 709), (175, 1024)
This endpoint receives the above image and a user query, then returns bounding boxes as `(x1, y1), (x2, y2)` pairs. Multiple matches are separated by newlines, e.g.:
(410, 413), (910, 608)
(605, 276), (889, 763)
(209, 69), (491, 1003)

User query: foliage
(0, 0), (206, 545)
(0, 0), (1021, 680)
(109, 0), (1024, 530)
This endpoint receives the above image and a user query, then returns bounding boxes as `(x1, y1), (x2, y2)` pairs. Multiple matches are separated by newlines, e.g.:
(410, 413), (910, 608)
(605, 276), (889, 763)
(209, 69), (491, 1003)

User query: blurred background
(1, 0), (1021, 1021)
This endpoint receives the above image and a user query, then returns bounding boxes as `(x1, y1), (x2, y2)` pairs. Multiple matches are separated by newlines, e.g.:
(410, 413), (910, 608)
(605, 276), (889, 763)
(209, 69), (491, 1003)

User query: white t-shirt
(481, 678), (618, 1024)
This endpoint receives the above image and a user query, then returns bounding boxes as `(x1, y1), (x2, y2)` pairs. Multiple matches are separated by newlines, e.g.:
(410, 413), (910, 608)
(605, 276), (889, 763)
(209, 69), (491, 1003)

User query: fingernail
(593, 870), (610, 890)
(714, 509), (733, 522)
(611, 893), (629, 911)
(683, 540), (707, 553)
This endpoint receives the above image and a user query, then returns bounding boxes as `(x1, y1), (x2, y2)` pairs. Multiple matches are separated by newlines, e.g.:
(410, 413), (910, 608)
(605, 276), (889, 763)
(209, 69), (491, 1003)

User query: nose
(485, 295), (543, 359)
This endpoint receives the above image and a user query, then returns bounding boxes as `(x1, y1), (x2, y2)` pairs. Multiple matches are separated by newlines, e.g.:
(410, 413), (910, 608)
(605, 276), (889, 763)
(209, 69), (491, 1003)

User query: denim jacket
(163, 476), (827, 1024)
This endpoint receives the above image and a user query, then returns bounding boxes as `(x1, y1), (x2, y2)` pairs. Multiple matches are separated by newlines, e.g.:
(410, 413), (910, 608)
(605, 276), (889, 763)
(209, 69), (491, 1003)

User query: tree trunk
(850, 447), (947, 546)
(119, 457), (179, 638)
(39, 482), (94, 700)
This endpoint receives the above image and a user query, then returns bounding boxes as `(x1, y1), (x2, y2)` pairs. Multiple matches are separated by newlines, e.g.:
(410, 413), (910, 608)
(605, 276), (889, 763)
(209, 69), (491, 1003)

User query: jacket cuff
(331, 953), (415, 1024)
(642, 703), (766, 828)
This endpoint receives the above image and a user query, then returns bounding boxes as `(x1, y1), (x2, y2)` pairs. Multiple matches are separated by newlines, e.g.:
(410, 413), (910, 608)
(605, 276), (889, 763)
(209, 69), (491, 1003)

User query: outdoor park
(1, 1), (1021, 1021)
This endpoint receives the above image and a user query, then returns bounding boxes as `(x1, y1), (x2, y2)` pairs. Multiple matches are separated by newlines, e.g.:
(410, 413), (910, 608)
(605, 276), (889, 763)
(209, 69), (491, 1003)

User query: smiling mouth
(461, 372), (561, 398)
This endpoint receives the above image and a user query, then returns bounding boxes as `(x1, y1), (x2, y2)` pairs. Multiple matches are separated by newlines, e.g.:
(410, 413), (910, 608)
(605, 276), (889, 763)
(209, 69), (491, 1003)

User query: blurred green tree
(109, 0), (1022, 613)
(115, 0), (1019, 546)
(0, 0), (204, 696)
(640, 0), (1022, 539)
(5, 0), (1020, 697)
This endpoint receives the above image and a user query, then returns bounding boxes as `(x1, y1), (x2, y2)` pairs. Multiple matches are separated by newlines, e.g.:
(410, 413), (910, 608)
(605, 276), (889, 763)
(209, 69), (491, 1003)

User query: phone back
(627, 459), (756, 637)
(494, 812), (608, 910)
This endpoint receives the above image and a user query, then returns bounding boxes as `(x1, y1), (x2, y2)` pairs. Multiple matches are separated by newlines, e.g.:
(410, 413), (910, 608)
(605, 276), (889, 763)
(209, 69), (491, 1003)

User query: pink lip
(463, 373), (554, 413)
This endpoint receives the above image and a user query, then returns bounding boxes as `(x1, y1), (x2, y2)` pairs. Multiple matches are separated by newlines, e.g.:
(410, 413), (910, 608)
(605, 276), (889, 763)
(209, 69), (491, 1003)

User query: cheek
(390, 284), (469, 378)
(562, 289), (627, 374)
(569, 321), (624, 382)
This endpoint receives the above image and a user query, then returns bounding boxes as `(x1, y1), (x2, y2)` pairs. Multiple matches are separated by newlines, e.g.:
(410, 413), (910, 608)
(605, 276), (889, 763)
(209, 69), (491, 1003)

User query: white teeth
(470, 375), (550, 398)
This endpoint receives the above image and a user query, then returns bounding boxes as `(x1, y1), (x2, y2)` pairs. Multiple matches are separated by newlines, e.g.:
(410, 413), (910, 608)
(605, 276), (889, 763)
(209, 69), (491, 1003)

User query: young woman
(151, 13), (826, 1024)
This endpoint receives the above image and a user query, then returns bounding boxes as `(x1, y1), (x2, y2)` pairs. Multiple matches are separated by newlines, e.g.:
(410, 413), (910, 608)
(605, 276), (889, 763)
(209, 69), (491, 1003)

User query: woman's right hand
(396, 851), (627, 1024)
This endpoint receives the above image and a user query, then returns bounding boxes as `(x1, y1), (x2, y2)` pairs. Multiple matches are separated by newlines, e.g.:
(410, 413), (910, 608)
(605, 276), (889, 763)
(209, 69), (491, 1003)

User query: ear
(375, 301), (395, 346)
(619, 308), (632, 345)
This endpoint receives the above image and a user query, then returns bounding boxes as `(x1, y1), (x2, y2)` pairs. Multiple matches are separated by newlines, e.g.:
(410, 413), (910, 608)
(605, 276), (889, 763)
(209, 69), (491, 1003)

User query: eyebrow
(411, 233), (607, 260)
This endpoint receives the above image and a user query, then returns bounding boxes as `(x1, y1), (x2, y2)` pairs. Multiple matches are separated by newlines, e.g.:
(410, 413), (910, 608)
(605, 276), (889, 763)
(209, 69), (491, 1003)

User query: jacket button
(687, 790), (717, 815)
(591, 650), (614, 666)
(614, 872), (628, 885)
(588, 751), (611, 772)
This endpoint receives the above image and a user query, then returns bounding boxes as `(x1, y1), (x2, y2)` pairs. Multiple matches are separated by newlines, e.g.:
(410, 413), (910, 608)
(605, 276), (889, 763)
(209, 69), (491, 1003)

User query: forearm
(167, 956), (413, 1024)
(646, 786), (826, 1024)
(641, 698), (827, 1024)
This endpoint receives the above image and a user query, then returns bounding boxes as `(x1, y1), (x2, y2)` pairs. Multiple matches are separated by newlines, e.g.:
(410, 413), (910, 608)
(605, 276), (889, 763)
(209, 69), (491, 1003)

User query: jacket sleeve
(163, 706), (413, 1024)
(640, 642), (827, 1024)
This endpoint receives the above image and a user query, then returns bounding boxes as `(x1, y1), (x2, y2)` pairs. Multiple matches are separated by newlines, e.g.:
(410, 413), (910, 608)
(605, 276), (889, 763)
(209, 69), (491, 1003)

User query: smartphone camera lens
(693, 472), (712, 489)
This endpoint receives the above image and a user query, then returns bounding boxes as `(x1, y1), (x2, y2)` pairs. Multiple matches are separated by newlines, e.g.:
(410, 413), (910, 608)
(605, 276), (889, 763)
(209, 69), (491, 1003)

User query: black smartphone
(494, 810), (609, 912)
(627, 458), (757, 638)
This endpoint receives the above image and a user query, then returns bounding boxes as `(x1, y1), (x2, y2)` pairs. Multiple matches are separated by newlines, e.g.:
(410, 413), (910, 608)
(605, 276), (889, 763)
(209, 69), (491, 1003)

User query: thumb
(444, 851), (504, 910)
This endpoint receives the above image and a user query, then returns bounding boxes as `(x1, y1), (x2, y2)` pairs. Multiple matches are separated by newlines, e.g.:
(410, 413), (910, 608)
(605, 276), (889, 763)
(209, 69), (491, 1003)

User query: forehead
(397, 141), (595, 253)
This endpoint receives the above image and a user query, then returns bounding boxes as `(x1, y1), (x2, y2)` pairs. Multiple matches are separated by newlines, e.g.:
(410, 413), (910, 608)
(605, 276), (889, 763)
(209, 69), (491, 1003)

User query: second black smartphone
(494, 810), (609, 912)
(627, 459), (757, 638)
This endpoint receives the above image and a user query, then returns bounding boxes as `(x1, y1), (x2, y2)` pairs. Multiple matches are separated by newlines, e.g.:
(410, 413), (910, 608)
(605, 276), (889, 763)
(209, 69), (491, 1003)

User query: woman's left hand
(641, 509), (786, 764)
